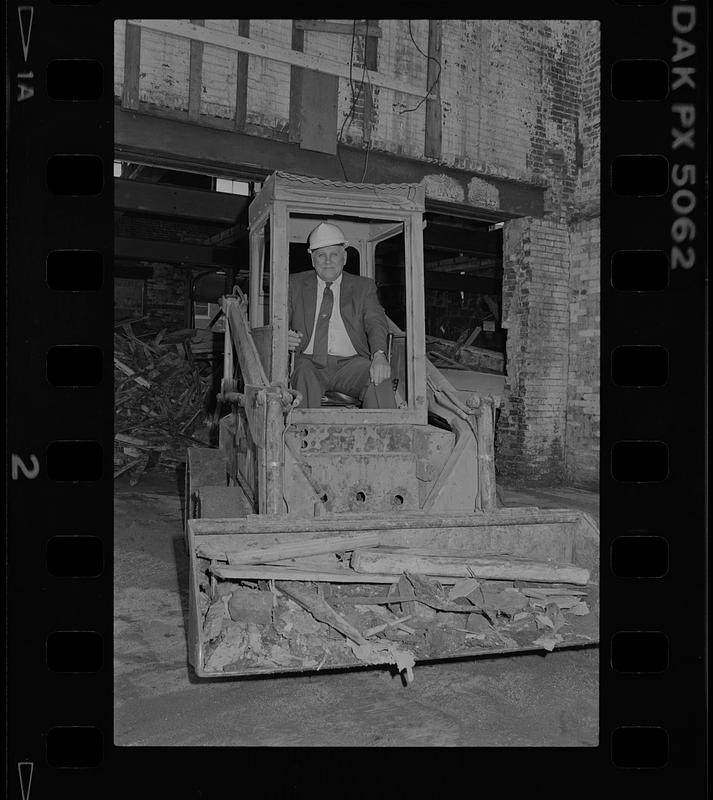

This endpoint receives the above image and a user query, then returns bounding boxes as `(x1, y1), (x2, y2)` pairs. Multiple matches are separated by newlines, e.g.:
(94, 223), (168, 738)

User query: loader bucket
(187, 507), (599, 681)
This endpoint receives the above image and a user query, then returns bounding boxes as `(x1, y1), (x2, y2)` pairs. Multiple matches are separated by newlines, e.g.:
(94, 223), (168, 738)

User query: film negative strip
(6, 2), (707, 796)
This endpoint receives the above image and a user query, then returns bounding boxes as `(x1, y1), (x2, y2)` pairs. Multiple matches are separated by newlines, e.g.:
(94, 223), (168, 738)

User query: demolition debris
(195, 535), (598, 683)
(114, 321), (214, 484)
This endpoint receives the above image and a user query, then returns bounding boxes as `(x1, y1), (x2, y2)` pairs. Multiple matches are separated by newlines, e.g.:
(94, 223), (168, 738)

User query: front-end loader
(185, 172), (599, 683)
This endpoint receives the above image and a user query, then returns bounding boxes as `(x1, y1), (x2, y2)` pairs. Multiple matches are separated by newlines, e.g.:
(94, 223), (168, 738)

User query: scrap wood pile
(195, 532), (598, 683)
(114, 322), (213, 483)
(425, 334), (504, 374)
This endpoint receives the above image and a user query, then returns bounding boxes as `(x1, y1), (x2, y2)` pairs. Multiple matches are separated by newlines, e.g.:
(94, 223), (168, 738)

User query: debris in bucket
(113, 322), (214, 483)
(197, 556), (597, 679)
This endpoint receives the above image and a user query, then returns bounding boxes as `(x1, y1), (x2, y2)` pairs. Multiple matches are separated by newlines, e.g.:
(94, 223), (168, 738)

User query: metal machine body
(185, 172), (599, 680)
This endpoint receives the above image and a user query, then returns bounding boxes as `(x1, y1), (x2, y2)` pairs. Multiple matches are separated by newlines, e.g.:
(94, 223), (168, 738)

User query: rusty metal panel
(299, 70), (338, 154)
(287, 424), (414, 455)
(197, 485), (253, 518)
(304, 453), (419, 513)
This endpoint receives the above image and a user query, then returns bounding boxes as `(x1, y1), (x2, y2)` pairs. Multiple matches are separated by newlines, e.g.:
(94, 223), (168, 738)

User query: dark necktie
(311, 282), (333, 367)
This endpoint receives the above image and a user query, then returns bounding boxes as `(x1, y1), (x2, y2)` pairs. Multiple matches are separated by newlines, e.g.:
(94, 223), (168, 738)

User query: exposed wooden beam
(202, 224), (249, 246)
(122, 23), (141, 110)
(115, 107), (545, 218)
(115, 236), (240, 267)
(424, 20), (442, 160)
(128, 20), (433, 100)
(188, 20), (205, 122)
(294, 20), (382, 38)
(234, 20), (249, 131)
(425, 225), (500, 257)
(114, 178), (249, 223)
(289, 21), (304, 144)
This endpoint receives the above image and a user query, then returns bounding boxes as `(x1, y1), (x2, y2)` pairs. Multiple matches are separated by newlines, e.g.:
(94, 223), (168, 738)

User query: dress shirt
(303, 274), (358, 358)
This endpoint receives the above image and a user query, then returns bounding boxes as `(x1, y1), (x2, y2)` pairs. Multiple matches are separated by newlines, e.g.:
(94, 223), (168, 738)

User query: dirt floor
(114, 472), (599, 747)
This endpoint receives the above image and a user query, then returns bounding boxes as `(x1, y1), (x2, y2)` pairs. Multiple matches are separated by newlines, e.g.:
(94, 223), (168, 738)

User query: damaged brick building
(113, 19), (600, 487)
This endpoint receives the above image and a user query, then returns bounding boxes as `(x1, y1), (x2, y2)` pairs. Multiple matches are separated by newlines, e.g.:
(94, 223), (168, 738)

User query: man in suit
(288, 222), (396, 409)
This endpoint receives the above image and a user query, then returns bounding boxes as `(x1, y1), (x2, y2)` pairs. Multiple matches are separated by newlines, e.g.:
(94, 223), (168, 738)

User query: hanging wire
(398, 20), (442, 115)
(336, 21), (359, 181)
(360, 63), (373, 182)
(336, 20), (370, 182)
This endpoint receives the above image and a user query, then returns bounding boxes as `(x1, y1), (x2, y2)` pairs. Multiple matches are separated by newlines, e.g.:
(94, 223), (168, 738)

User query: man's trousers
(292, 354), (396, 409)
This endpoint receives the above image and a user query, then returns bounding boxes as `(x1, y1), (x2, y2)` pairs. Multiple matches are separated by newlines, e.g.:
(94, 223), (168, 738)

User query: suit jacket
(289, 270), (390, 360)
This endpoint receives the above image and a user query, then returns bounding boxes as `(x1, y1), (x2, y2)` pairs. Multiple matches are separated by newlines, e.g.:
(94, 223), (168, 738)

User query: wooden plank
(223, 297), (269, 386)
(122, 21), (141, 110)
(250, 326), (273, 377)
(226, 533), (380, 565)
(351, 549), (590, 585)
(288, 21), (304, 144)
(189, 507), (583, 535)
(295, 20), (382, 38)
(234, 20), (250, 131)
(299, 70), (339, 155)
(269, 202), (289, 382)
(276, 583), (368, 644)
(128, 20), (434, 99)
(188, 20), (205, 122)
(475, 397), (497, 511)
(424, 20), (443, 160)
(212, 564), (462, 585)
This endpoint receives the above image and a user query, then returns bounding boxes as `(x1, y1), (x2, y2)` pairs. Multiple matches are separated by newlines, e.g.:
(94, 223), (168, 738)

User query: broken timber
(351, 549), (590, 585)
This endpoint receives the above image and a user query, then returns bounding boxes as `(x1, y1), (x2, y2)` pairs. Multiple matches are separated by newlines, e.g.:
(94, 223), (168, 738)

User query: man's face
(311, 244), (347, 282)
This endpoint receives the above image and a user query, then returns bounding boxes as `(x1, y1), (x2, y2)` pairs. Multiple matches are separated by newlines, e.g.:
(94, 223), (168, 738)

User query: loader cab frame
(246, 172), (429, 425)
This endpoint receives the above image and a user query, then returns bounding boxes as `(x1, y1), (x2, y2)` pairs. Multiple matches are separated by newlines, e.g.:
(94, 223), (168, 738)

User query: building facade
(113, 19), (600, 487)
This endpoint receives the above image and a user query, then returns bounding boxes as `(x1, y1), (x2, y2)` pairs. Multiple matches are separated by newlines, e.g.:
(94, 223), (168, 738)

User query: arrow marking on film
(18, 6), (34, 62)
(18, 762), (34, 800)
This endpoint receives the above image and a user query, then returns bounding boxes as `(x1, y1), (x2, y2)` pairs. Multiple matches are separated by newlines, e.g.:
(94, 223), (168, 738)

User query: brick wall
(494, 21), (600, 485)
(566, 218), (600, 486)
(563, 21), (600, 487)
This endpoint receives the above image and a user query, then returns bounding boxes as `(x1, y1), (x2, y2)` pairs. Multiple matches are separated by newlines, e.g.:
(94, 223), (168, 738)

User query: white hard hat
(307, 222), (348, 252)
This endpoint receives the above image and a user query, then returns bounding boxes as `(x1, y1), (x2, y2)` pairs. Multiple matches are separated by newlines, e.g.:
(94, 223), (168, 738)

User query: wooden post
(363, 22), (378, 146)
(476, 396), (497, 511)
(188, 20), (205, 122)
(249, 222), (266, 327)
(269, 202), (289, 384)
(424, 20), (442, 160)
(222, 299), (234, 393)
(234, 20), (250, 131)
(288, 21), (304, 143)
(122, 23), (141, 110)
(409, 212), (428, 422)
(263, 388), (286, 515)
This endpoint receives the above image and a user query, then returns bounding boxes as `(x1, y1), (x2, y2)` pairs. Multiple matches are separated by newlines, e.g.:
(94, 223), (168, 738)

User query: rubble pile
(114, 322), (213, 484)
(195, 545), (598, 680)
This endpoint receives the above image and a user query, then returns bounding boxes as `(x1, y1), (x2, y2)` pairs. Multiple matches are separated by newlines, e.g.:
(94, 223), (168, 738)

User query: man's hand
(370, 352), (391, 385)
(288, 329), (303, 352)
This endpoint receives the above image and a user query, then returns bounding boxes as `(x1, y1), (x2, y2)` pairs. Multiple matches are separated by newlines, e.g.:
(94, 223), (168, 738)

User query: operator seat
(321, 390), (361, 407)
(317, 332), (397, 408)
